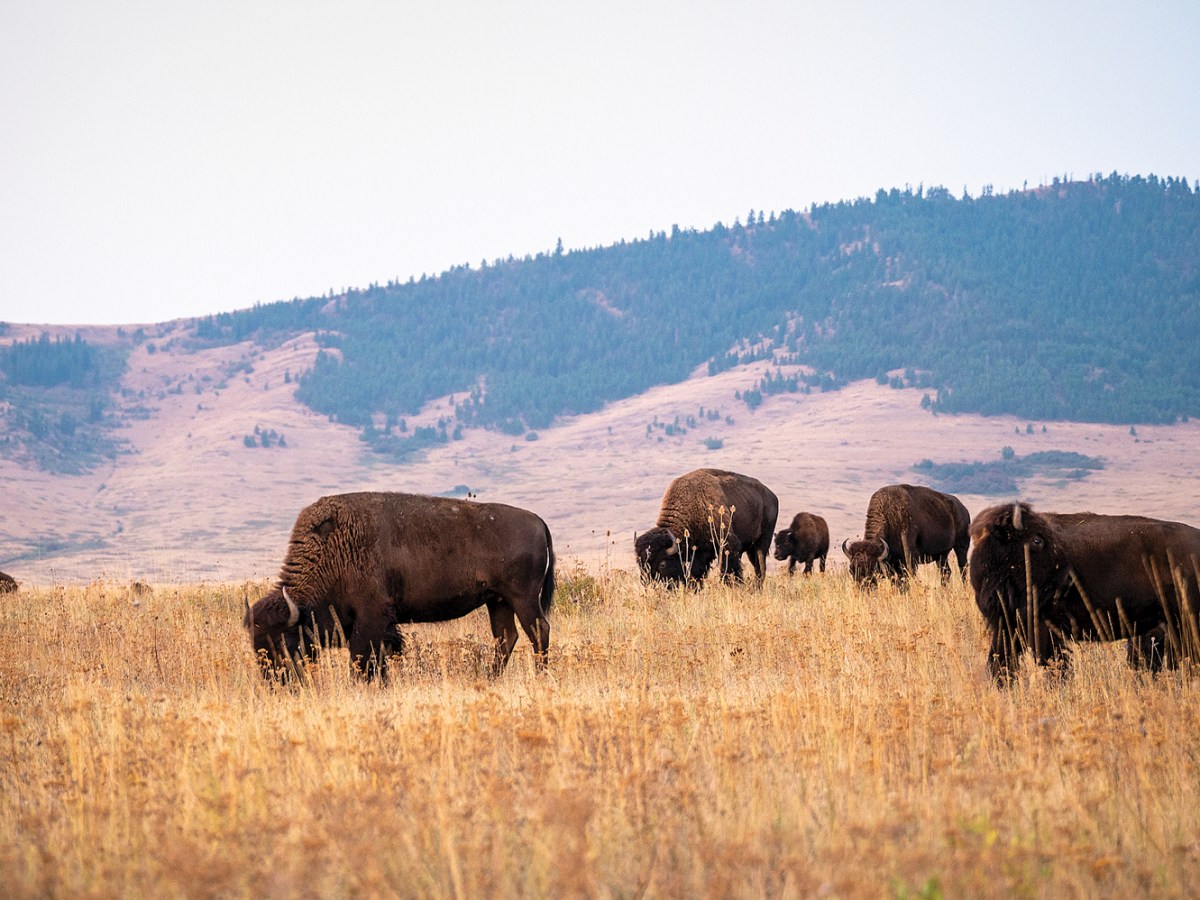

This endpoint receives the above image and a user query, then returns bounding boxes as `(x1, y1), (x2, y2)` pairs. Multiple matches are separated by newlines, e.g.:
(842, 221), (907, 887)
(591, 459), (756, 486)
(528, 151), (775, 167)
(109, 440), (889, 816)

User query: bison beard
(969, 502), (1200, 684)
(245, 492), (555, 681)
(243, 586), (358, 681)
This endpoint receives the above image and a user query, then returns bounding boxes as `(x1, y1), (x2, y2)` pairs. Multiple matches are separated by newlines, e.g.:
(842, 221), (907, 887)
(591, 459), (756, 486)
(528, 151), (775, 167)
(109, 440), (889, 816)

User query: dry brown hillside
(2, 326), (1198, 584)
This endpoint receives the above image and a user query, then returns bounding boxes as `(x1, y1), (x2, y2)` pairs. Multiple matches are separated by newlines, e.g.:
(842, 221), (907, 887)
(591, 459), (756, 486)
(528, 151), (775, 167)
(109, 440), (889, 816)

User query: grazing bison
(635, 468), (778, 586)
(0, 571), (16, 593)
(244, 492), (555, 679)
(969, 502), (1200, 683)
(774, 512), (830, 575)
(842, 484), (970, 586)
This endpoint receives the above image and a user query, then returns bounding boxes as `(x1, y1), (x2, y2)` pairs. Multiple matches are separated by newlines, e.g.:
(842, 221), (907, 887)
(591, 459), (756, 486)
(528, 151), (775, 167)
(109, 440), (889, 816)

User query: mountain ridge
(4, 173), (1197, 478)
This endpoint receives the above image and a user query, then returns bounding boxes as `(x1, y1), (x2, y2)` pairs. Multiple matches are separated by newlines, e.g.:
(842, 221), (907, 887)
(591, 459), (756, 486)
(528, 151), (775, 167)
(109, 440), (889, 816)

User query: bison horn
(841, 538), (852, 557)
(877, 538), (889, 560)
(661, 530), (679, 556)
(1012, 502), (1023, 531)
(282, 586), (300, 628)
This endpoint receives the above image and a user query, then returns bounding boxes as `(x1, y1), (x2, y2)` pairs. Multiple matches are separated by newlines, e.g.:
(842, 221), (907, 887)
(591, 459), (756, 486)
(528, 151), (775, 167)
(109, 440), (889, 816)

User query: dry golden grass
(3, 568), (1199, 898)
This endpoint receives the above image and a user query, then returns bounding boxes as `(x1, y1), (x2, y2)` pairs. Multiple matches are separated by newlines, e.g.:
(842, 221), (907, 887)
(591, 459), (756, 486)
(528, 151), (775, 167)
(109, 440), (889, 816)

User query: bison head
(842, 537), (889, 584)
(773, 529), (796, 561)
(968, 502), (1071, 623)
(635, 527), (687, 584)
(244, 586), (310, 677)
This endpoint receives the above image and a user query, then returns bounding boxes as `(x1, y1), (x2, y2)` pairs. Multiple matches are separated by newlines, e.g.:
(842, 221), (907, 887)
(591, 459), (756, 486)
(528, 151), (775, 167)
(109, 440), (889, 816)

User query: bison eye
(1030, 536), (1044, 549)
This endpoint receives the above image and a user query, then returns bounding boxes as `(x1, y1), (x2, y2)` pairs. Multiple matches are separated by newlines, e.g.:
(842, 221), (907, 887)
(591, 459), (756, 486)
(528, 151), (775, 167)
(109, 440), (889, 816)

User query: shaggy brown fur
(0, 571), (16, 593)
(245, 492), (555, 679)
(635, 468), (779, 586)
(773, 512), (830, 575)
(969, 502), (1200, 683)
(843, 484), (970, 587)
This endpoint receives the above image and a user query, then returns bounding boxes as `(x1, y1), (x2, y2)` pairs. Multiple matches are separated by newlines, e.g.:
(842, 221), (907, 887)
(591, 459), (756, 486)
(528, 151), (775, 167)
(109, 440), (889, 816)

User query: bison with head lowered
(969, 502), (1200, 683)
(244, 492), (555, 680)
(635, 468), (778, 587)
(843, 484), (970, 587)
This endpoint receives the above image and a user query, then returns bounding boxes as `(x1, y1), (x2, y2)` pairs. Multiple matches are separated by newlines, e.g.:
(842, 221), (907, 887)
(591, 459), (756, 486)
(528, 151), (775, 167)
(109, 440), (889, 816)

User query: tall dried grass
(2, 568), (1198, 898)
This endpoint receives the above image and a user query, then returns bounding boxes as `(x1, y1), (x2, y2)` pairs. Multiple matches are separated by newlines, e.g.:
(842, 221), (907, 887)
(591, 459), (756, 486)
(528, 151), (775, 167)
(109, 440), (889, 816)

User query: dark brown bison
(244, 492), (555, 679)
(0, 571), (16, 593)
(774, 512), (830, 575)
(842, 484), (970, 586)
(969, 502), (1200, 683)
(635, 468), (779, 587)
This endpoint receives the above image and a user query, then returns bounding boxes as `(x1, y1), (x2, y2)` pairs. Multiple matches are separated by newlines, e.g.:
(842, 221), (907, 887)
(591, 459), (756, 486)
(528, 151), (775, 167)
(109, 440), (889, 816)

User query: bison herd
(239, 466), (1200, 688)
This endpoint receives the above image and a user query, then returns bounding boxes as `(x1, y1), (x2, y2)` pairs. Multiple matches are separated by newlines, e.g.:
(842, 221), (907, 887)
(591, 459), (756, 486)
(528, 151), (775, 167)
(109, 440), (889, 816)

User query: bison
(635, 468), (778, 587)
(774, 512), (830, 575)
(244, 492), (555, 679)
(842, 484), (970, 587)
(969, 502), (1200, 683)
(0, 571), (16, 593)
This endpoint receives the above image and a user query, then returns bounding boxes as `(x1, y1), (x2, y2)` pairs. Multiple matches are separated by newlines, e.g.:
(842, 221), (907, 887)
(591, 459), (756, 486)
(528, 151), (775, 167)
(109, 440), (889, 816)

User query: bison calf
(635, 468), (778, 587)
(245, 492), (555, 680)
(970, 502), (1200, 683)
(774, 512), (829, 575)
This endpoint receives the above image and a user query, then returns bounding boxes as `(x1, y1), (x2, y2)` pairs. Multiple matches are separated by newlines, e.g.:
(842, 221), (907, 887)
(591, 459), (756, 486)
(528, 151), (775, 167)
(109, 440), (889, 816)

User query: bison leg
(515, 605), (551, 673)
(802, 555), (814, 575)
(988, 619), (1069, 685)
(486, 599), (520, 676)
(953, 540), (969, 580)
(937, 554), (953, 584)
(787, 556), (797, 576)
(757, 549), (769, 582)
(1127, 625), (1169, 672)
(722, 550), (746, 582)
(751, 537), (772, 585)
(1033, 624), (1070, 678)
(687, 547), (716, 584)
(818, 553), (827, 574)
(986, 626), (1020, 686)
(347, 607), (399, 682)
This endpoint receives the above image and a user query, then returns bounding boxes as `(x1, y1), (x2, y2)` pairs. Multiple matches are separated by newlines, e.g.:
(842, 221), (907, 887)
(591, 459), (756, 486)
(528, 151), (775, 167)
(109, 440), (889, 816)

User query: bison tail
(540, 524), (556, 615)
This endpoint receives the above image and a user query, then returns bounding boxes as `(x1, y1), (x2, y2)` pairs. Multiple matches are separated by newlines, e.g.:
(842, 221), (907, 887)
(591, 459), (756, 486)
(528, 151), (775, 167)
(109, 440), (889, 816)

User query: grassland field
(2, 564), (1199, 898)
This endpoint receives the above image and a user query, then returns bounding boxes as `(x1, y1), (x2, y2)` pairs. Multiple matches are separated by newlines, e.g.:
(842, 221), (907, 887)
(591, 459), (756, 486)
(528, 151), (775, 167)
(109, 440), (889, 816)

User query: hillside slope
(1, 331), (1197, 584)
(187, 173), (1200, 436)
(4, 175), (1198, 491)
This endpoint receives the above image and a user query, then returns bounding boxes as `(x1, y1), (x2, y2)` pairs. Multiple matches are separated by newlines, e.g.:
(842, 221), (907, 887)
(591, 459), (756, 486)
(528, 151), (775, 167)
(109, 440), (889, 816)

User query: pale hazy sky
(2, 1), (1197, 325)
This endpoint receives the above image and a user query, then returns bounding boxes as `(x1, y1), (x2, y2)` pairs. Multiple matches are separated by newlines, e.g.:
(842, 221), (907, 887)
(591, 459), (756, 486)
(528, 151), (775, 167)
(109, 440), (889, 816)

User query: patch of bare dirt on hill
(0, 331), (364, 582)
(1, 338), (1198, 584)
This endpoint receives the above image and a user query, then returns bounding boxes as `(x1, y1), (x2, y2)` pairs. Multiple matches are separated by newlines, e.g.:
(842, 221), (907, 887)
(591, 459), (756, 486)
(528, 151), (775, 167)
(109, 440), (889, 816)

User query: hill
(1, 327), (1197, 583)
(188, 171), (1200, 444)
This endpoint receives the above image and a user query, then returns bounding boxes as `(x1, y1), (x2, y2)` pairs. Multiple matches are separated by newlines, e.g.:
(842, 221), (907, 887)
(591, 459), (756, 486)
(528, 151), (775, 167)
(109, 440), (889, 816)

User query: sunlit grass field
(2, 565), (1198, 898)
